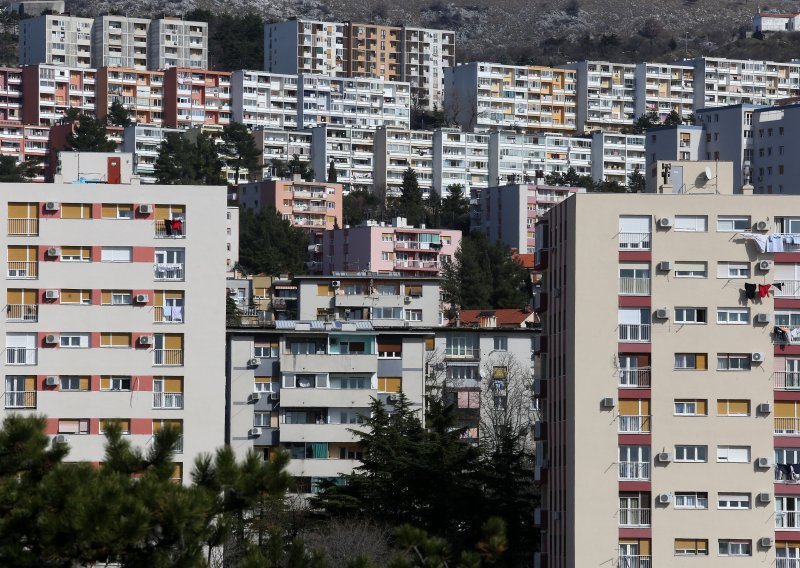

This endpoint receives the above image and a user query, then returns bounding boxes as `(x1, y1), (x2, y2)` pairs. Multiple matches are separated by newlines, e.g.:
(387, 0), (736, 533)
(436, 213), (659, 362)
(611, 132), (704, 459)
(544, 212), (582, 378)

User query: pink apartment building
(238, 178), (343, 231)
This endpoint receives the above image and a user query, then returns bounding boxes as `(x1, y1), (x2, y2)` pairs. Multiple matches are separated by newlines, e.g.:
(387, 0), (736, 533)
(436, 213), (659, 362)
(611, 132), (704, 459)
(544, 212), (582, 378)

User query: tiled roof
(456, 308), (534, 327)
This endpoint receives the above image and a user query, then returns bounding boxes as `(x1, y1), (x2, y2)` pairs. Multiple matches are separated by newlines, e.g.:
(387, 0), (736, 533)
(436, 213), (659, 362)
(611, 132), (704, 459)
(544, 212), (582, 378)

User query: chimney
(292, 172), (302, 182)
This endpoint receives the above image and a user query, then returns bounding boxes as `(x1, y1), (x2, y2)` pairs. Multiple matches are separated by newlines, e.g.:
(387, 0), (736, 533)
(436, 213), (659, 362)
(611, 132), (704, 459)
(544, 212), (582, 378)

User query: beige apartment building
(534, 174), (800, 566)
(345, 23), (401, 82)
(0, 153), (227, 481)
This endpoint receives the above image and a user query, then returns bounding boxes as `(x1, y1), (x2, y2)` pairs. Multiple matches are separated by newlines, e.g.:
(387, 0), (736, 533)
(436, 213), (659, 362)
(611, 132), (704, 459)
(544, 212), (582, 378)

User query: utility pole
(684, 32), (689, 58)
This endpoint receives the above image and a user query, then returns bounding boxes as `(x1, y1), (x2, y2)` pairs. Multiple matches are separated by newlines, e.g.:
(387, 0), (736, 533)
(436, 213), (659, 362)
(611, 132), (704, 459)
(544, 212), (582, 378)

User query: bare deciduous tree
(300, 518), (392, 566)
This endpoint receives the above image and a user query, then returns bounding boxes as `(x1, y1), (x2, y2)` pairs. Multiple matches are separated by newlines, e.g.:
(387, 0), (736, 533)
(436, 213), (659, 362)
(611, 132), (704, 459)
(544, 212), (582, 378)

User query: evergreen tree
(64, 113), (117, 152)
(398, 167), (425, 226)
(222, 121), (260, 185)
(627, 168), (646, 193)
(327, 160), (338, 183)
(544, 166), (594, 190)
(0, 156), (39, 182)
(154, 132), (225, 185)
(238, 207), (310, 275)
(632, 111), (661, 133)
(107, 100), (133, 127)
(663, 109), (682, 126)
(441, 184), (470, 231)
(343, 189), (383, 226)
(425, 187), (441, 228)
(269, 154), (315, 181)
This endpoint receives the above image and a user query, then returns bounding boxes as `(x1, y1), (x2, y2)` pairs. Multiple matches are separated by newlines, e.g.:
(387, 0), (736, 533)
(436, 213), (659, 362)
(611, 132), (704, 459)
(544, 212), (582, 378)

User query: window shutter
(100, 376), (111, 390)
(79, 376), (90, 390)
(101, 291), (113, 304)
(696, 400), (707, 415)
(164, 377), (182, 392)
(164, 334), (183, 350)
(695, 353), (707, 369)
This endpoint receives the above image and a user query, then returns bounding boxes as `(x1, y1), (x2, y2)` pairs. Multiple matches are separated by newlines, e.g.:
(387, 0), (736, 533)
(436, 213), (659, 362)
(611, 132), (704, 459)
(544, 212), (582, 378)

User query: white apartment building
(91, 15), (150, 70)
(226, 206), (239, 270)
(432, 129), (489, 194)
(634, 62), (695, 122)
(252, 128), (313, 180)
(561, 61), (635, 134)
(311, 125), (375, 194)
(122, 125), (183, 184)
(644, 124), (705, 189)
(444, 62), (578, 133)
(399, 26), (455, 111)
(590, 132), (646, 186)
(373, 126), (434, 200)
(19, 14), (94, 68)
(0, 153), (227, 482)
(231, 70), (299, 130)
(147, 18), (208, 71)
(264, 19), (346, 76)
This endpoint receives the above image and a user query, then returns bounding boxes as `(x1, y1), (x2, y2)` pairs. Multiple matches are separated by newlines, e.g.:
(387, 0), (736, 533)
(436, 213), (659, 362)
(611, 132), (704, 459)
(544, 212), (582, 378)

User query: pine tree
(0, 155), (38, 182)
(107, 99), (133, 127)
(222, 121), (260, 185)
(399, 167), (424, 226)
(327, 160), (338, 183)
(154, 132), (224, 185)
(64, 114), (117, 152)
(627, 168), (646, 193)
(441, 184), (470, 231)
(238, 207), (310, 275)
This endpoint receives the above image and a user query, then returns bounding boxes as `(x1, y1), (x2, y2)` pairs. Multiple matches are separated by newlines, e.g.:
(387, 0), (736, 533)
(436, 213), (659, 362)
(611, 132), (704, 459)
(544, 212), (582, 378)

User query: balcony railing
(7, 218), (38, 236)
(6, 304), (38, 322)
(7, 261), (37, 279)
(153, 306), (184, 323)
(775, 371), (800, 390)
(618, 415), (651, 433)
(6, 347), (36, 365)
(618, 508), (651, 527)
(776, 511), (800, 529)
(774, 280), (800, 298)
(618, 277), (651, 296)
(154, 263), (184, 280)
(777, 559), (800, 568)
(394, 260), (440, 270)
(618, 368), (651, 388)
(153, 392), (183, 409)
(618, 324), (650, 342)
(153, 349), (183, 366)
(618, 461), (650, 480)
(5, 390), (36, 408)
(776, 417), (800, 436)
(618, 556), (651, 568)
(154, 219), (186, 238)
(618, 232), (651, 250)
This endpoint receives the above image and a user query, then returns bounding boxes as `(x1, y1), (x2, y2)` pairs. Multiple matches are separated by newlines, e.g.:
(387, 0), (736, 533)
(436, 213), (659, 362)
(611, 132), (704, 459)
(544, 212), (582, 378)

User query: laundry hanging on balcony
(741, 232), (800, 253)
(776, 463), (800, 482)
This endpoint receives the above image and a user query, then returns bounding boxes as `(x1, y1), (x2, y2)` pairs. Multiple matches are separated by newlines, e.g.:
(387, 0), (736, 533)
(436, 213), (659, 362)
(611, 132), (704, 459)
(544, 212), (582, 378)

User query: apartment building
(591, 132), (646, 185)
(561, 61), (635, 134)
(91, 15), (149, 70)
(19, 14), (94, 68)
(147, 18), (208, 71)
(444, 62), (578, 134)
(310, 125), (375, 194)
(0, 67), (23, 121)
(96, 67), (164, 125)
(231, 70), (299, 130)
(432, 129), (490, 194)
(253, 128), (312, 180)
(21, 64), (96, 126)
(345, 23), (401, 82)
(0, 122), (49, 181)
(749, 104), (800, 195)
(264, 19), (346, 76)
(162, 68), (231, 129)
(478, 183), (582, 254)
(238, 178), (342, 232)
(399, 26), (455, 111)
(373, 126), (434, 200)
(0, 152), (227, 481)
(634, 62), (695, 123)
(533, 179), (800, 567)
(644, 124), (705, 188)
(226, 206), (239, 271)
(121, 124), (183, 184)
(320, 217), (460, 276)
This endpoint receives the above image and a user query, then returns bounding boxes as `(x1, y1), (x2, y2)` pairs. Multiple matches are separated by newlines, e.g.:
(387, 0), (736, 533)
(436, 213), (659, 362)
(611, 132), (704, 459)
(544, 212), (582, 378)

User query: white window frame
(717, 446), (750, 463)
(674, 261), (707, 278)
(102, 376), (131, 391)
(675, 445), (707, 462)
(674, 307), (707, 324)
(111, 292), (132, 306)
(717, 261), (750, 279)
(60, 248), (90, 262)
(493, 336), (508, 352)
(60, 290), (91, 305)
(101, 247), (133, 263)
(254, 344), (278, 358)
(717, 216), (751, 232)
(717, 354), (751, 371)
(254, 412), (270, 427)
(674, 215), (708, 232)
(674, 353), (702, 370)
(59, 376), (83, 391)
(59, 333), (89, 348)
(674, 492), (709, 509)
(404, 309), (422, 322)
(718, 540), (751, 557)
(674, 400), (703, 416)
(717, 308), (749, 324)
(717, 493), (751, 510)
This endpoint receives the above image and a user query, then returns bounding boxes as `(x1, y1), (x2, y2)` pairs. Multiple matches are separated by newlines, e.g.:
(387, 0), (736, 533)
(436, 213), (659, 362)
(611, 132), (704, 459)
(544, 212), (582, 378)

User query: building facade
(264, 19), (346, 76)
(238, 178), (342, 232)
(373, 126), (434, 200)
(399, 26), (455, 111)
(634, 62), (695, 123)
(253, 128), (313, 180)
(21, 64), (97, 126)
(96, 67), (164, 126)
(162, 68), (231, 129)
(561, 61), (636, 135)
(20, 14), (94, 68)
(344, 23), (401, 82)
(146, 18), (208, 71)
(432, 129), (490, 194)
(591, 132), (646, 185)
(231, 70), (299, 130)
(91, 15), (150, 70)
(310, 125), (375, 194)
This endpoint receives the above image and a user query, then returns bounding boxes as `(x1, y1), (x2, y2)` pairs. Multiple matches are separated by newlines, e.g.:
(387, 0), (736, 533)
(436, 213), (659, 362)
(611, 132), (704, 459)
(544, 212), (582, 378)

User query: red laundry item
(759, 284), (772, 298)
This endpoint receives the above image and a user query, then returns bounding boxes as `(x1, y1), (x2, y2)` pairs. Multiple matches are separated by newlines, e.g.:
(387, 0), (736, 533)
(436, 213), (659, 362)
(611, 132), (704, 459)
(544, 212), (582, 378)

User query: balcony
(153, 306), (184, 323)
(775, 371), (800, 390)
(618, 461), (650, 481)
(776, 511), (800, 529)
(776, 417), (800, 436)
(153, 349), (183, 366)
(618, 277), (650, 296)
(6, 304), (37, 323)
(152, 392), (184, 409)
(618, 415), (651, 433)
(775, 280), (800, 298)
(618, 368), (650, 388)
(5, 390), (36, 409)
(7, 262), (37, 279)
(778, 559), (800, 568)
(154, 219), (186, 238)
(154, 264), (184, 281)
(618, 324), (650, 342)
(618, 556), (651, 568)
(7, 218), (38, 236)
(6, 347), (36, 365)
(618, 232), (651, 250)
(618, 508), (650, 527)
(394, 260), (440, 271)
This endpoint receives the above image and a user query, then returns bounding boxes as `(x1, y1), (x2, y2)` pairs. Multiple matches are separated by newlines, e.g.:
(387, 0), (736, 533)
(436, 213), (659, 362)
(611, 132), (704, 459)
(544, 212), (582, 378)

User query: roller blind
(61, 203), (91, 219)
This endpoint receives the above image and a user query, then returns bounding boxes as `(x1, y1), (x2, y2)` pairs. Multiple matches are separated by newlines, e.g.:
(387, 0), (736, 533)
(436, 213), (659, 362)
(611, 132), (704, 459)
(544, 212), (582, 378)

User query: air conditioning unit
(247, 392), (261, 403)
(45, 376), (59, 386)
(758, 260), (773, 270)
(756, 313), (771, 324)
(657, 493), (672, 504)
(759, 537), (773, 548)
(44, 201), (60, 211)
(751, 352), (765, 363)
(655, 308), (670, 319)
(138, 204), (153, 214)
(758, 402), (773, 414)
(386, 394), (398, 403)
(52, 434), (67, 444)
(135, 294), (149, 303)
(404, 296), (411, 304)
(248, 427), (262, 437)
(657, 452), (673, 463)
(45, 290), (59, 300)
(757, 492), (772, 504)
(138, 336), (154, 346)
(247, 358), (260, 367)
(331, 280), (340, 287)
(658, 217), (673, 228)
(756, 456), (770, 468)
(44, 334), (59, 344)
(46, 247), (61, 257)
(755, 220), (770, 231)
(657, 261), (672, 271)
(600, 397), (615, 408)
(269, 392), (280, 401)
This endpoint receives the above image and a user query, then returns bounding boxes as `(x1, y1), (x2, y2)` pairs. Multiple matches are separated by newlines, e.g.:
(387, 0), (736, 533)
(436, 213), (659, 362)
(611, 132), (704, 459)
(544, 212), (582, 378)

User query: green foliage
(327, 160), (338, 183)
(343, 189), (383, 226)
(627, 168), (646, 193)
(441, 184), (471, 231)
(227, 295), (243, 326)
(186, 10), (264, 71)
(271, 154), (315, 181)
(222, 121), (260, 185)
(154, 132), (225, 185)
(397, 167), (425, 226)
(107, 99), (133, 127)
(64, 113), (117, 152)
(239, 207), (310, 275)
(0, 155), (39, 182)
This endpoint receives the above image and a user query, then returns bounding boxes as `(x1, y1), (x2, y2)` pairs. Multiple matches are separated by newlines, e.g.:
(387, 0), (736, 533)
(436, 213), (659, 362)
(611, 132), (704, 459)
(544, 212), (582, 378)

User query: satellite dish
(704, 166), (713, 179)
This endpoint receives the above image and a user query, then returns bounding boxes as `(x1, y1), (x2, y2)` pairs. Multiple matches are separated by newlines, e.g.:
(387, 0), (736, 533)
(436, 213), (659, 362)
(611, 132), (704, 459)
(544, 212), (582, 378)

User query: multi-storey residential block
(162, 68), (231, 129)
(19, 14), (93, 68)
(238, 178), (342, 232)
(444, 62), (577, 133)
(231, 70), (298, 130)
(22, 64), (96, 126)
(91, 15), (149, 70)
(345, 23), (401, 82)
(644, 124), (705, 185)
(561, 61), (635, 134)
(320, 217), (460, 276)
(264, 19), (346, 76)
(96, 67), (164, 125)
(400, 26), (455, 111)
(0, 68), (23, 121)
(478, 183), (582, 254)
(311, 125), (375, 194)
(253, 128), (312, 180)
(590, 132), (646, 185)
(122, 124), (182, 184)
(432, 128), (489, 194)
(147, 18), (208, 71)
(750, 104), (800, 195)
(226, 206), (239, 271)
(533, 175), (800, 568)
(374, 126), (434, 200)
(0, 122), (49, 181)
(1, 152), (227, 482)
(634, 62), (695, 122)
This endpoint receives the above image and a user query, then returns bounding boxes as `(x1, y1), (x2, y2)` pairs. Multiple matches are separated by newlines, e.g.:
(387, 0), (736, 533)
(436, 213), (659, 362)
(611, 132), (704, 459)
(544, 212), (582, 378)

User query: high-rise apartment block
(162, 68), (231, 129)
(91, 15), (149, 70)
(253, 128), (312, 180)
(400, 26), (455, 111)
(231, 70), (299, 130)
(146, 18), (208, 71)
(561, 61), (636, 135)
(122, 125), (183, 184)
(21, 64), (96, 126)
(264, 19), (346, 76)
(634, 63), (695, 123)
(238, 179), (342, 232)
(96, 67), (164, 126)
(310, 125), (375, 194)
(432, 129), (490, 193)
(20, 14), (93, 68)
(345, 23), (401, 82)
(373, 126), (434, 200)
(591, 132), (646, 186)
(0, 122), (49, 180)
(0, 67), (23, 121)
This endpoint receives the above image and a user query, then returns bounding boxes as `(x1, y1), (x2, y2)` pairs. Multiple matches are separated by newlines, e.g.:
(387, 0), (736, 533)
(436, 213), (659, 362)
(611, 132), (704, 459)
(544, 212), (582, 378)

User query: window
(254, 412), (270, 427)
(717, 308), (749, 324)
(717, 354), (751, 371)
(101, 247), (132, 262)
(717, 216), (750, 232)
(445, 334), (479, 357)
(254, 377), (276, 393)
(674, 539), (708, 556)
(61, 203), (92, 219)
(381, 233), (393, 242)
(718, 540), (751, 556)
(254, 342), (278, 358)
(60, 376), (88, 391)
(295, 374), (316, 388)
(330, 376), (369, 389)
(100, 332), (131, 348)
(718, 493), (751, 509)
(717, 261), (750, 278)
(60, 289), (91, 305)
(373, 307), (402, 320)
(675, 492), (708, 509)
(674, 400), (707, 416)
(675, 445), (707, 462)
(101, 290), (132, 305)
(98, 419), (131, 434)
(60, 246), (91, 262)
(377, 377), (401, 392)
(100, 376), (131, 391)
(493, 336), (508, 351)
(674, 261), (707, 278)
(60, 333), (89, 348)
(717, 399), (750, 416)
(376, 284), (399, 295)
(101, 203), (133, 219)
(58, 418), (89, 434)
(674, 307), (707, 324)
(717, 446), (750, 463)
(674, 215), (708, 232)
(674, 353), (707, 370)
